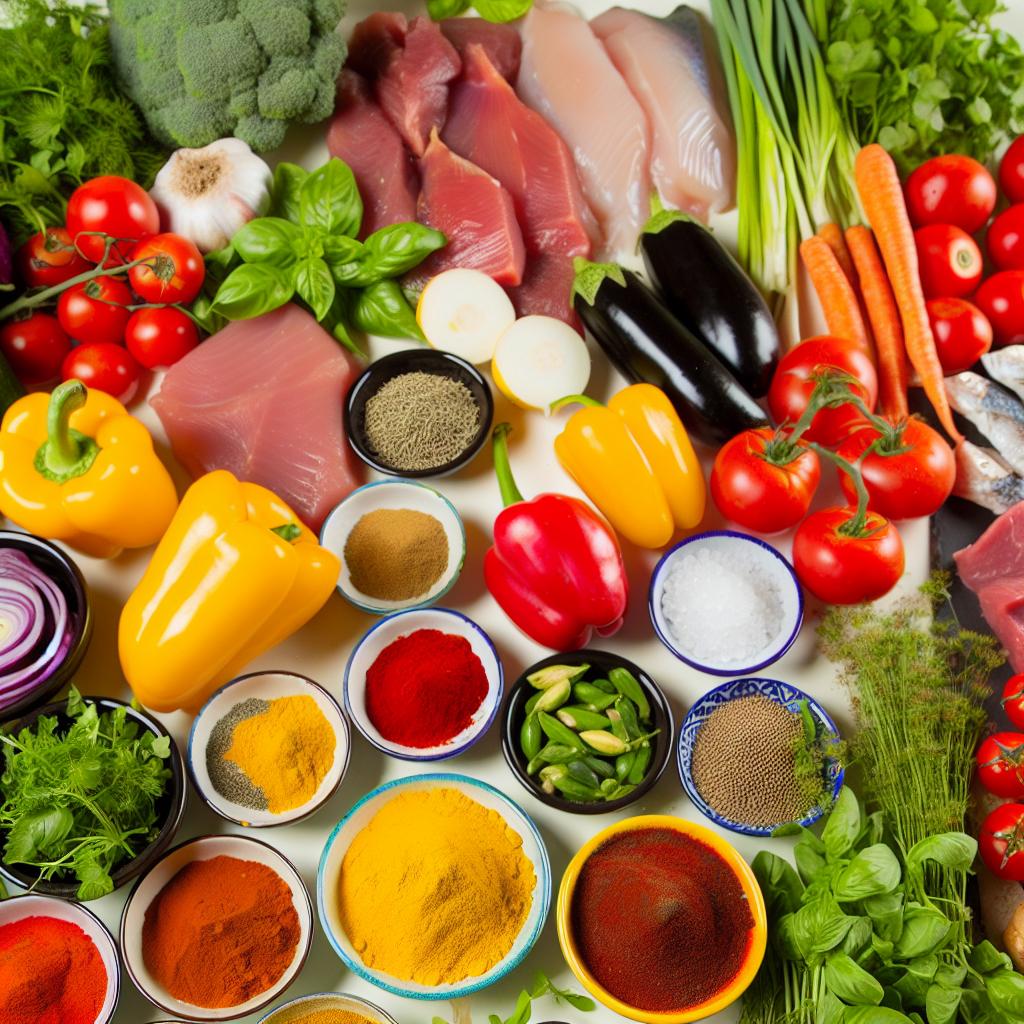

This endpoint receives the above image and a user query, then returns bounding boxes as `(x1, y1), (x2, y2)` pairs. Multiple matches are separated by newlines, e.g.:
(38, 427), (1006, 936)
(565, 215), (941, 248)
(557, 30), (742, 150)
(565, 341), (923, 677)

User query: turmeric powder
(294, 1012), (374, 1024)
(337, 787), (535, 985)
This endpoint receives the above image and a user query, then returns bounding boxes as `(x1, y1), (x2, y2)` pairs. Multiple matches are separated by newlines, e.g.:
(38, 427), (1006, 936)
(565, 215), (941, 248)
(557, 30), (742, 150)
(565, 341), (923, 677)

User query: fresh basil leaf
(864, 891), (905, 943)
(823, 786), (862, 858)
(839, 915), (873, 959)
(826, 952), (884, 1006)
(562, 993), (596, 1012)
(323, 236), (366, 270)
(5, 807), (74, 862)
(818, 990), (847, 1024)
(752, 851), (804, 918)
(529, 973), (549, 999)
(792, 896), (853, 955)
(74, 849), (114, 902)
(794, 836), (829, 888)
(352, 280), (425, 341)
(232, 218), (301, 266)
(351, 222), (447, 284)
(294, 257), (335, 321)
(933, 963), (967, 990)
(843, 1006), (914, 1023)
(775, 912), (805, 961)
(507, 990), (532, 1024)
(987, 969), (1024, 1017)
(473, 0), (532, 23)
(428, 0), (472, 17)
(970, 940), (1012, 975)
(210, 263), (295, 320)
(205, 243), (238, 277)
(299, 158), (362, 237)
(271, 162), (307, 222)
(834, 844), (902, 902)
(905, 833), (976, 876)
(191, 293), (227, 336)
(893, 908), (952, 960)
(925, 985), (961, 1024)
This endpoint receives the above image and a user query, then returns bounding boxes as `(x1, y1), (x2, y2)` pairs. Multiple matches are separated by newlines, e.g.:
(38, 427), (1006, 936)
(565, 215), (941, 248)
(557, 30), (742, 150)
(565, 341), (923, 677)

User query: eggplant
(572, 259), (767, 446)
(640, 205), (779, 397)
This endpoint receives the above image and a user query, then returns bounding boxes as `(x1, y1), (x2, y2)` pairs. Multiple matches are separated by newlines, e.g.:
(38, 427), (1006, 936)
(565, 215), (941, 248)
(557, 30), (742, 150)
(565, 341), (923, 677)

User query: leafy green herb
(431, 972), (594, 1024)
(0, 686), (172, 900)
(426, 0), (532, 25)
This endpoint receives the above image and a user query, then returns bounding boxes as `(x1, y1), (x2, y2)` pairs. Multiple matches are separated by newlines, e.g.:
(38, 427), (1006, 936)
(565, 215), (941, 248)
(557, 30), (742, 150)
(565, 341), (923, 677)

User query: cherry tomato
(792, 506), (904, 605)
(974, 271), (1024, 348)
(905, 154), (997, 234)
(977, 732), (1024, 799)
(987, 204), (1024, 271)
(65, 176), (159, 265)
(1004, 675), (1024, 731)
(128, 233), (205, 304)
(767, 336), (878, 447)
(125, 307), (199, 369)
(61, 342), (141, 403)
(980, 803), (1024, 881)
(15, 227), (91, 288)
(913, 224), (983, 298)
(56, 276), (133, 346)
(926, 297), (993, 374)
(0, 313), (71, 386)
(1000, 137), (1024, 205)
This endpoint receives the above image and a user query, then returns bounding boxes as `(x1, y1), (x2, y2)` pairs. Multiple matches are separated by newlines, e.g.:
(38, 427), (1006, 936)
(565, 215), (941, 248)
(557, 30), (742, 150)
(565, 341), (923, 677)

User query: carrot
(818, 222), (856, 285)
(799, 235), (875, 358)
(854, 144), (962, 442)
(845, 225), (909, 420)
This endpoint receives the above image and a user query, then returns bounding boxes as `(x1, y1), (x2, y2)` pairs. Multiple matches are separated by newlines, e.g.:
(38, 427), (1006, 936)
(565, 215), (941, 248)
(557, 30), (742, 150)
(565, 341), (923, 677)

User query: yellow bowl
(556, 815), (767, 1024)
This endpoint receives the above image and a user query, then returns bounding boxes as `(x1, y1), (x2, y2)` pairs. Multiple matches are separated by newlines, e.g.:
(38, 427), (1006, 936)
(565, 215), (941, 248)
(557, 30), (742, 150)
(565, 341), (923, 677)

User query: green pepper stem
(35, 379), (101, 483)
(492, 423), (524, 507)
(550, 394), (603, 412)
(271, 523), (302, 542)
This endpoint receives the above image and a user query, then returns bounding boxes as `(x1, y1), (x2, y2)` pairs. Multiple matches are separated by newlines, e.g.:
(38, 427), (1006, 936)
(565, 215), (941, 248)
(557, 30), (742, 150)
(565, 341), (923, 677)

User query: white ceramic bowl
(187, 671), (351, 827)
(317, 773), (551, 1000)
(0, 893), (120, 1022)
(320, 480), (466, 614)
(258, 992), (399, 1024)
(344, 607), (503, 761)
(121, 835), (314, 1022)
(649, 530), (804, 676)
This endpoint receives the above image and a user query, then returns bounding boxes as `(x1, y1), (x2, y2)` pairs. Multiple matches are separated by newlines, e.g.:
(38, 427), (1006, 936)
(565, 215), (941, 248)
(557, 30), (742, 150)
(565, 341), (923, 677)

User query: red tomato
(710, 427), (821, 534)
(974, 271), (1024, 348)
(913, 224), (983, 298)
(65, 176), (159, 265)
(15, 227), (91, 288)
(792, 506), (904, 605)
(56, 277), (133, 346)
(0, 313), (71, 386)
(61, 342), (141, 402)
(767, 337), (878, 447)
(1000, 137), (1024, 205)
(980, 803), (1024, 881)
(926, 297), (993, 374)
(977, 732), (1024, 799)
(125, 307), (199, 369)
(128, 233), (205, 304)
(905, 154), (997, 233)
(987, 204), (1024, 271)
(1004, 675), (1024, 731)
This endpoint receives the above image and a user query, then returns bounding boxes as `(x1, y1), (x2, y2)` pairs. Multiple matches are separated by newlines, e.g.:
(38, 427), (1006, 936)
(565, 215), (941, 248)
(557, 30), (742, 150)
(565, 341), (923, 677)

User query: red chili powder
(365, 628), (489, 747)
(570, 828), (755, 1012)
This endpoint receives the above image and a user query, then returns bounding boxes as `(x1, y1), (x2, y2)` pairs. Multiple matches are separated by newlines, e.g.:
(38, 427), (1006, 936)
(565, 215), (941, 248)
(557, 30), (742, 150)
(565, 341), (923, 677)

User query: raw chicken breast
(347, 12), (407, 77)
(440, 18), (522, 81)
(508, 254), (582, 333)
(517, 3), (650, 257)
(152, 305), (363, 531)
(591, 6), (735, 218)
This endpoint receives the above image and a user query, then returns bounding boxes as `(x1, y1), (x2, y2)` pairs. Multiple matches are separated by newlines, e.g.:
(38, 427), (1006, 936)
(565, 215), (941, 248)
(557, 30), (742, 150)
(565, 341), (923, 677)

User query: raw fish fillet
(517, 3), (650, 257)
(591, 5), (734, 218)
(977, 578), (1024, 672)
(443, 44), (595, 257)
(953, 441), (1024, 516)
(328, 70), (418, 238)
(347, 12), (407, 77)
(508, 254), (582, 333)
(413, 130), (526, 287)
(152, 304), (363, 531)
(945, 371), (1024, 475)
(983, 345), (1024, 403)
(441, 18), (522, 81)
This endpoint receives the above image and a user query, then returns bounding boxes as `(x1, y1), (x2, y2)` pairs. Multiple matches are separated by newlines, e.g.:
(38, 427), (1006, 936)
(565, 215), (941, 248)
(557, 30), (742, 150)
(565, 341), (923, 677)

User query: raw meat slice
(328, 70), (418, 238)
(152, 304), (363, 531)
(414, 129), (526, 287)
(976, 577), (1024, 672)
(508, 254), (582, 333)
(591, 5), (735, 219)
(955, 501), (1024, 588)
(443, 44), (595, 257)
(517, 3), (651, 257)
(347, 12), (407, 78)
(440, 18), (522, 81)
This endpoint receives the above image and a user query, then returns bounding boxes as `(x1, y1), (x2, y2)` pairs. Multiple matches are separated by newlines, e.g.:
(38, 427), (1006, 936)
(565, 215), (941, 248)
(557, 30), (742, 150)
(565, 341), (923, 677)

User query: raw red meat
(508, 253), (582, 333)
(440, 18), (522, 81)
(347, 12), (407, 78)
(977, 578), (1024, 672)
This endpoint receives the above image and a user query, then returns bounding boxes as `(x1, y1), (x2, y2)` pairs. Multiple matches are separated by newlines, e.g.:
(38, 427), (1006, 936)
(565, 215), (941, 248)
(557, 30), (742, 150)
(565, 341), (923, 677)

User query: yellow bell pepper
(0, 380), (178, 558)
(119, 469), (340, 713)
(553, 383), (706, 548)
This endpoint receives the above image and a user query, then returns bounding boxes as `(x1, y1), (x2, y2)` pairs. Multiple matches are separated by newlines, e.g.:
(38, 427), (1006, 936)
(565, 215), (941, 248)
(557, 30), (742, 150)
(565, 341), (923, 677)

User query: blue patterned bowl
(677, 677), (844, 837)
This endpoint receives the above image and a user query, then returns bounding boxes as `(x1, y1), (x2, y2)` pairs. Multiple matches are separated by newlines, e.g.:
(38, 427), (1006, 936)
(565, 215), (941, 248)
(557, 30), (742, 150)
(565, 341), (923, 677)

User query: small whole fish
(945, 371), (1024, 476)
(954, 439), (1024, 515)
(982, 345), (1024, 404)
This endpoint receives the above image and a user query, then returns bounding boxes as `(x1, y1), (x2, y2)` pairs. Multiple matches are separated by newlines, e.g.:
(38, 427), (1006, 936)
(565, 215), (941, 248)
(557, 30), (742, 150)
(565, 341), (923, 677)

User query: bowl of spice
(187, 671), (351, 828)
(0, 892), (120, 1024)
(344, 349), (494, 478)
(649, 531), (803, 676)
(257, 992), (399, 1024)
(344, 607), (502, 760)
(120, 834), (314, 1022)
(557, 816), (767, 1023)
(502, 650), (674, 814)
(320, 479), (466, 614)
(317, 772), (550, 1000)
(677, 677), (844, 837)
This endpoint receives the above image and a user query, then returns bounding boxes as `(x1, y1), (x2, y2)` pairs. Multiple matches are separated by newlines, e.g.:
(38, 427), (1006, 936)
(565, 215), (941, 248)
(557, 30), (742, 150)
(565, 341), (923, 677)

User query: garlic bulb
(150, 138), (272, 253)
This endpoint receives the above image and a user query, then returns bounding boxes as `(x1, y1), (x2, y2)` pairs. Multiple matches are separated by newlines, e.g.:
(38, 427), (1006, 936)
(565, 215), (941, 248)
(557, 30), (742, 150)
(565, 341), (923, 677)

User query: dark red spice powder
(365, 628), (489, 747)
(570, 827), (755, 1013)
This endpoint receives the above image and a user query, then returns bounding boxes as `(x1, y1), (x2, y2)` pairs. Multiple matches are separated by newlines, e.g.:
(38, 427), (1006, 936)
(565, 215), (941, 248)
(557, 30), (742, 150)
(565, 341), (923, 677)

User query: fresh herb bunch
(0, 0), (169, 245)
(0, 687), (172, 900)
(792, 698), (846, 817)
(432, 971), (595, 1024)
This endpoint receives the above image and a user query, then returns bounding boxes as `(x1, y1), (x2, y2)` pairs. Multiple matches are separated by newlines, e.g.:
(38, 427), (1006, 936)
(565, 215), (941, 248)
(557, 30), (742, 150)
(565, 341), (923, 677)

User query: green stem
(809, 442), (874, 537)
(550, 394), (603, 412)
(34, 380), (100, 482)
(492, 423), (524, 507)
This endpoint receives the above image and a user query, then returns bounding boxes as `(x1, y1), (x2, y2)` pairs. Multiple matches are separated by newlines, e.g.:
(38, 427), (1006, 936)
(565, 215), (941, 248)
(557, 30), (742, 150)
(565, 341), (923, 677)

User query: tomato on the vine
(15, 227), (91, 288)
(56, 277), (133, 346)
(1000, 137), (1024, 205)
(1004, 675), (1024, 730)
(128, 233), (205, 304)
(61, 342), (141, 403)
(125, 307), (199, 369)
(913, 224), (983, 299)
(65, 175), (159, 265)
(905, 154), (997, 234)
(0, 313), (71, 386)
(977, 732), (1024, 799)
(974, 270), (1024, 348)
(926, 297), (992, 374)
(987, 204), (1024, 272)
(980, 803), (1024, 881)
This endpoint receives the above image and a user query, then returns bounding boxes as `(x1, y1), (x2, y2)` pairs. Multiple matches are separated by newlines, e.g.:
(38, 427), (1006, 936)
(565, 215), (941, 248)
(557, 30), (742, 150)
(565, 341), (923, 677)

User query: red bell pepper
(484, 423), (628, 650)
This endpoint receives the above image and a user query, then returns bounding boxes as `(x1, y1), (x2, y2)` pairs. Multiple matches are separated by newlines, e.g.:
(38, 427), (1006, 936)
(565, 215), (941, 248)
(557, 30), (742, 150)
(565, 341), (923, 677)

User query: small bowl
(121, 834), (314, 1022)
(501, 650), (674, 815)
(320, 479), (466, 614)
(0, 893), (120, 1022)
(344, 607), (503, 761)
(317, 772), (550, 1000)
(258, 992), (399, 1024)
(0, 530), (92, 719)
(677, 676), (845, 837)
(556, 815), (767, 1024)
(649, 530), (803, 676)
(0, 696), (186, 898)
(187, 671), (351, 828)
(344, 349), (494, 478)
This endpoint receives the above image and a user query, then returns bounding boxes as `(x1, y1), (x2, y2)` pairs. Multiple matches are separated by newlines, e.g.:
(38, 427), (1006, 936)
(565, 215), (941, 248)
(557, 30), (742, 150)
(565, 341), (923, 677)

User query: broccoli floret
(108, 0), (347, 152)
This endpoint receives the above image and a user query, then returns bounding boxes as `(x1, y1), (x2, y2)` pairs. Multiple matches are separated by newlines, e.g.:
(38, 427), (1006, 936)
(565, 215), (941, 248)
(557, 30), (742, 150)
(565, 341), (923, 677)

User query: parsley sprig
(432, 972), (595, 1024)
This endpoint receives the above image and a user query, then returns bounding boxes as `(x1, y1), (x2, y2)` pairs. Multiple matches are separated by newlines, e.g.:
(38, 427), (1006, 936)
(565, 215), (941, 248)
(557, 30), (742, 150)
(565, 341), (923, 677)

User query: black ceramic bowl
(0, 531), (92, 719)
(344, 349), (495, 478)
(0, 697), (187, 899)
(501, 649), (674, 815)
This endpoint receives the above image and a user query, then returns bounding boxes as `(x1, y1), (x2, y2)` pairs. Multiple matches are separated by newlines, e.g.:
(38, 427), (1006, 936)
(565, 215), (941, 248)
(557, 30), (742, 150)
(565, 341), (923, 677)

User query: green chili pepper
(556, 706), (612, 731)
(614, 696), (642, 739)
(628, 742), (653, 785)
(609, 667), (651, 721)
(587, 677), (616, 694)
(615, 752), (635, 781)
(580, 729), (629, 756)
(527, 742), (578, 775)
(537, 712), (585, 750)
(574, 682), (618, 708)
(600, 778), (619, 795)
(607, 707), (633, 779)
(604, 783), (636, 801)
(583, 755), (614, 779)
(540, 764), (601, 802)
(566, 759), (601, 788)
(520, 714), (542, 761)
(526, 753), (545, 775)
(528, 664), (589, 690)
(524, 690), (544, 715)
(533, 677), (571, 714)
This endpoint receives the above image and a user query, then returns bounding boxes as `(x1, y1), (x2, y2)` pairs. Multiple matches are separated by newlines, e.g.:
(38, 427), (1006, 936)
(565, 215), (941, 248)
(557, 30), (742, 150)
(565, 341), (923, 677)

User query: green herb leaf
(506, 990), (532, 1024)
(834, 845), (902, 902)
(752, 850), (804, 918)
(5, 806), (73, 862)
(298, 158), (362, 238)
(893, 908), (952, 960)
(352, 280), (424, 341)
(210, 263), (295, 320)
(825, 952), (884, 1006)
(427, 0), (472, 18)
(350, 223), (447, 285)
(925, 984), (961, 1024)
(294, 257), (335, 321)
(561, 993), (596, 1012)
(322, 236), (366, 272)
(231, 218), (301, 267)
(905, 833), (976, 877)
(970, 940), (1012, 975)
(473, 0), (532, 23)
(842, 1006), (914, 1023)
(529, 973), (550, 999)
(986, 969), (1024, 1016)
(271, 162), (308, 222)
(822, 786), (861, 858)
